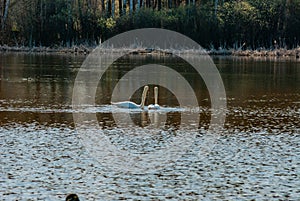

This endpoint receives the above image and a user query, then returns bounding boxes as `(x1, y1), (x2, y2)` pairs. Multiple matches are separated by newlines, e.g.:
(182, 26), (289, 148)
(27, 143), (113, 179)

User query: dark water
(0, 53), (299, 200)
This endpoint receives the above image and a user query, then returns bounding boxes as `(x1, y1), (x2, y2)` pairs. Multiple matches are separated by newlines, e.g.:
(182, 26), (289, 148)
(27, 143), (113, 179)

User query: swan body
(148, 86), (160, 110)
(112, 86), (149, 109)
(148, 103), (160, 109)
(112, 101), (140, 109)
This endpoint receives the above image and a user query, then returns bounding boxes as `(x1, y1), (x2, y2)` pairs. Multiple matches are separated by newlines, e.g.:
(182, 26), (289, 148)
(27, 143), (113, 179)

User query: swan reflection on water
(96, 109), (182, 130)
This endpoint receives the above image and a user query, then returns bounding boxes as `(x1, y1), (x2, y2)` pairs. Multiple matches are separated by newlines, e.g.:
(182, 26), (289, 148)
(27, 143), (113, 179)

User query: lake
(0, 52), (299, 200)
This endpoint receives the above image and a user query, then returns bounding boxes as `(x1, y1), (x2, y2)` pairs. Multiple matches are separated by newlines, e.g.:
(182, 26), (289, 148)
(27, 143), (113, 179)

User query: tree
(218, 1), (260, 49)
(1, 0), (10, 30)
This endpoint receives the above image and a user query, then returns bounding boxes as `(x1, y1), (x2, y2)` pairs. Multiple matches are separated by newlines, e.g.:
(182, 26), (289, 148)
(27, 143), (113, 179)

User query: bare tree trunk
(1, 0), (5, 27)
(168, 0), (171, 9)
(123, 0), (126, 14)
(133, 0), (136, 11)
(40, 0), (43, 46)
(152, 0), (157, 10)
(283, 0), (290, 34)
(107, 0), (112, 16)
(137, 0), (140, 10)
(158, 0), (161, 10)
(112, 0), (115, 17)
(119, 0), (122, 15)
(129, 0), (133, 13)
(102, 0), (105, 13)
(2, 0), (10, 30)
(214, 0), (218, 16)
(283, 0), (290, 48)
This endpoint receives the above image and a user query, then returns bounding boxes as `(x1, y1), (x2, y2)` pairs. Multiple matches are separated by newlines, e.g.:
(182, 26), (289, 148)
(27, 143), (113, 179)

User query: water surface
(0, 53), (299, 200)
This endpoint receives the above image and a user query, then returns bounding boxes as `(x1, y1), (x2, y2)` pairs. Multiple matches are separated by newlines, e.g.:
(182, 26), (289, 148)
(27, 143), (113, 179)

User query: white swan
(148, 86), (160, 110)
(111, 86), (149, 109)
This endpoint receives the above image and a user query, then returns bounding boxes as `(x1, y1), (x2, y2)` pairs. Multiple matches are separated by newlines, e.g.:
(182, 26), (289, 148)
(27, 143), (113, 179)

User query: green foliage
(285, 0), (300, 48)
(219, 1), (259, 48)
(2, 0), (300, 49)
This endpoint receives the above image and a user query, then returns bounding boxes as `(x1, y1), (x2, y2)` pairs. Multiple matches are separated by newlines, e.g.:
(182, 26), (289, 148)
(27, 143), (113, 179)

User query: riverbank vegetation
(1, 0), (300, 51)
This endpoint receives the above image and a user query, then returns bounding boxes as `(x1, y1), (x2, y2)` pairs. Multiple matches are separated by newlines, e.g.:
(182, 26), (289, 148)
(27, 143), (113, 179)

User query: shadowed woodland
(1, 0), (300, 50)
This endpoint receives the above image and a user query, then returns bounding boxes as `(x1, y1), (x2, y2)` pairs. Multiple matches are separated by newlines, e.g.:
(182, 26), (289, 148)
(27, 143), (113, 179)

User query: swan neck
(154, 87), (158, 105)
(140, 86), (148, 108)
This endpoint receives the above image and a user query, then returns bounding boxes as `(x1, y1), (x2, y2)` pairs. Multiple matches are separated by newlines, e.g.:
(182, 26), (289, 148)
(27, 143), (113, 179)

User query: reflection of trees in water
(216, 56), (300, 101)
(0, 111), (74, 127)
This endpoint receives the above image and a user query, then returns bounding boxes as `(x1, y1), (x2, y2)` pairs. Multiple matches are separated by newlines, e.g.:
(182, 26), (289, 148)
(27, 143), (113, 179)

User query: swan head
(144, 85), (149, 92)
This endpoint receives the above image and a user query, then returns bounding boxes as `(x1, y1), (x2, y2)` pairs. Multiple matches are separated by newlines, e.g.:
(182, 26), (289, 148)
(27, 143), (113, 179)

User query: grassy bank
(0, 45), (92, 54)
(1, 45), (300, 59)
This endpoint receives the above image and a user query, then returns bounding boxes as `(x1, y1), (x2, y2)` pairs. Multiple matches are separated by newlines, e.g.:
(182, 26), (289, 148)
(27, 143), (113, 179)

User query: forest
(1, 0), (300, 50)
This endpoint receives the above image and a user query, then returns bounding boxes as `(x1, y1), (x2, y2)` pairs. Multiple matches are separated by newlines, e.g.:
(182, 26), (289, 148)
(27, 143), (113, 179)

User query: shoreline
(0, 45), (92, 55)
(1, 45), (300, 58)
